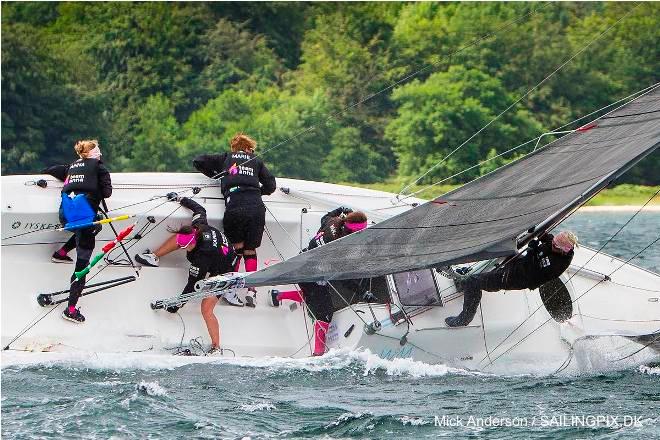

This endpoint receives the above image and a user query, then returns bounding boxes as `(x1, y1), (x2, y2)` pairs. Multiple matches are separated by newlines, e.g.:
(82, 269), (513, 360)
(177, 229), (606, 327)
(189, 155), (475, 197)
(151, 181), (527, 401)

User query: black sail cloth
(246, 88), (660, 287)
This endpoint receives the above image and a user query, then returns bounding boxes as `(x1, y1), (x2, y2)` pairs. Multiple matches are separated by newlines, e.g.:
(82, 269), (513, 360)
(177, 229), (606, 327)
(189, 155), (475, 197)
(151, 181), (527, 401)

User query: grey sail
(246, 88), (660, 287)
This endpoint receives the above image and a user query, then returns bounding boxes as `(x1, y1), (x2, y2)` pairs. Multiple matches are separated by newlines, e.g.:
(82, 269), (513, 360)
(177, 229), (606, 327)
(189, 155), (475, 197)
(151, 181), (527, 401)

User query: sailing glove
(166, 192), (180, 202)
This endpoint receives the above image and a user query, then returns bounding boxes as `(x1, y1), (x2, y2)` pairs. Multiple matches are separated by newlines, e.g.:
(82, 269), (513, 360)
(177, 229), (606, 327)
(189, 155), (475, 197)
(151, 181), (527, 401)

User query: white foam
(239, 402), (276, 412)
(357, 350), (477, 377)
(0, 348), (483, 378)
(398, 416), (430, 426)
(136, 380), (168, 397)
(325, 412), (370, 428)
(638, 365), (660, 376)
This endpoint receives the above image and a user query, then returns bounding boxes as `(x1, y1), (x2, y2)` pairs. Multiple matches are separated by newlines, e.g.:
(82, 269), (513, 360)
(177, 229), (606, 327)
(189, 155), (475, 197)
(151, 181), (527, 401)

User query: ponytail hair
(344, 211), (367, 224)
(74, 139), (99, 158)
(342, 211), (368, 233)
(230, 133), (257, 153)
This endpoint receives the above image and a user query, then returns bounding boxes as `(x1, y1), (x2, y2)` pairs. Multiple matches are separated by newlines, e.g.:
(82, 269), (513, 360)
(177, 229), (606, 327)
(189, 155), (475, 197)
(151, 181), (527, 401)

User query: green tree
(321, 128), (390, 183)
(386, 66), (542, 183)
(1, 23), (105, 173)
(129, 94), (182, 172)
(196, 18), (283, 105)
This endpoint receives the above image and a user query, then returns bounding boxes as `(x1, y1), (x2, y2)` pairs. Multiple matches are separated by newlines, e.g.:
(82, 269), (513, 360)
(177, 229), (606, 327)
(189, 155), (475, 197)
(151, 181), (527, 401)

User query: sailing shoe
(222, 290), (244, 307)
(206, 346), (224, 356)
(135, 251), (159, 267)
(51, 250), (73, 264)
(269, 289), (280, 307)
(62, 307), (86, 323)
(245, 295), (256, 308)
(445, 315), (465, 328)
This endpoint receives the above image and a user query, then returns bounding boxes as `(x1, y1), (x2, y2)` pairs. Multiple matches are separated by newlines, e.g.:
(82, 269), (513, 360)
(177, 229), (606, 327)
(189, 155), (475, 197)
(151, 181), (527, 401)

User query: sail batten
(245, 88), (660, 287)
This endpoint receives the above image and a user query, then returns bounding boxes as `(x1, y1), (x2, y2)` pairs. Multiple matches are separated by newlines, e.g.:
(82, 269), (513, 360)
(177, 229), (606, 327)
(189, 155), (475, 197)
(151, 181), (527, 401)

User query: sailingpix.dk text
(434, 414), (644, 428)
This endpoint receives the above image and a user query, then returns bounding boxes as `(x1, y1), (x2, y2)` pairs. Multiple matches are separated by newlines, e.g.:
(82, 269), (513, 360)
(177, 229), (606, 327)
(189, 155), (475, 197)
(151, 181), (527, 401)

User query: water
(2, 212), (659, 439)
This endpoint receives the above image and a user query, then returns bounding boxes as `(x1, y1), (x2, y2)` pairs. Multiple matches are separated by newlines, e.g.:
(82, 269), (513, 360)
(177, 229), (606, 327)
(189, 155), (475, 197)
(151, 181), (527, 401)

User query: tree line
(2, 2), (658, 187)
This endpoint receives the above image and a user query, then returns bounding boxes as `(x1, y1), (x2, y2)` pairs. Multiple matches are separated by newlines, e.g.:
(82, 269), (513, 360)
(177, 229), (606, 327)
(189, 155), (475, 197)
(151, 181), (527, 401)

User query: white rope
(397, 3), (642, 198)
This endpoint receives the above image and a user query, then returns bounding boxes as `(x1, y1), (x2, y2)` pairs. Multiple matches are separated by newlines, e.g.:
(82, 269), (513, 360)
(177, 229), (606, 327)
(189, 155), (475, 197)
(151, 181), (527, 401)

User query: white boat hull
(2, 173), (658, 372)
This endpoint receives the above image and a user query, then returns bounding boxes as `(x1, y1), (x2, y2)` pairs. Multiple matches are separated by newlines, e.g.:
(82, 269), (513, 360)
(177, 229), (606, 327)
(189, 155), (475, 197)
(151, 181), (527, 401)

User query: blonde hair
(230, 133), (256, 153)
(74, 139), (99, 158)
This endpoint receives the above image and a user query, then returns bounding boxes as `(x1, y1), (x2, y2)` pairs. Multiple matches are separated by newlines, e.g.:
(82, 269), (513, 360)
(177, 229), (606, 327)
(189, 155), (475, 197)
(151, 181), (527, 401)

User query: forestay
(246, 88), (660, 286)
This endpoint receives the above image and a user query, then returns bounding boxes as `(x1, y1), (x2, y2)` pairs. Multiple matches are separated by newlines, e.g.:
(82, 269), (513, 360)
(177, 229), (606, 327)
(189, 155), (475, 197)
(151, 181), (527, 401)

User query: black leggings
(61, 223), (102, 253)
(456, 271), (507, 325)
(299, 282), (334, 323)
(67, 227), (96, 308)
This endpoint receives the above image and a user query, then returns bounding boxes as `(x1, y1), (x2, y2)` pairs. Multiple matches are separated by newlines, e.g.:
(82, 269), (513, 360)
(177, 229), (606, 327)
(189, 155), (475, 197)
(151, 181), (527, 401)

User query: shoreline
(579, 205), (660, 212)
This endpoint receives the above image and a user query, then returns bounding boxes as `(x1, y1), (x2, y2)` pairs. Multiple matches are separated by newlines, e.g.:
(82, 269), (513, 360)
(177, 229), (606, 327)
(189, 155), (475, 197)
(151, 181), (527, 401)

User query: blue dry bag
(61, 193), (96, 230)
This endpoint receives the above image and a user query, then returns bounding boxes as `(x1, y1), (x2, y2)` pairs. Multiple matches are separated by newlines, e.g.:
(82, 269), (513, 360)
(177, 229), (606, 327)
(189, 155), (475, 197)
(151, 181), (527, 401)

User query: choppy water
(2, 212), (659, 439)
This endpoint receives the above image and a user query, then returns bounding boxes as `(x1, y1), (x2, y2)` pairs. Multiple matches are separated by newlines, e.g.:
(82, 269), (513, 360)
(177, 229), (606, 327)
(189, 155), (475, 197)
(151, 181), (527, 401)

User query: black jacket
(505, 234), (574, 290)
(193, 152), (276, 207)
(305, 207), (353, 251)
(44, 160), (112, 210)
(178, 197), (237, 294)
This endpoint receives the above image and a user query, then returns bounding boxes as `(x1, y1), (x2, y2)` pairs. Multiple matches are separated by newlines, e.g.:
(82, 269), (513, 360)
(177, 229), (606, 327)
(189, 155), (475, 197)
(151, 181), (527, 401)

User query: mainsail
(246, 88), (660, 287)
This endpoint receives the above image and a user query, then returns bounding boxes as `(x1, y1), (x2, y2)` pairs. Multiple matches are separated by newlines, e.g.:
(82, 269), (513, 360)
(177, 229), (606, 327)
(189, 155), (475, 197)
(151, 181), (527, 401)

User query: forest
(2, 2), (659, 190)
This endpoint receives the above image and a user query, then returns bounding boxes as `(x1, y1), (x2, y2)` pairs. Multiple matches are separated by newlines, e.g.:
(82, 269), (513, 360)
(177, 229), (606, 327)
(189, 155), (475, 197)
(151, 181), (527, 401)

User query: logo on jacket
(229, 163), (239, 175)
(540, 256), (551, 268)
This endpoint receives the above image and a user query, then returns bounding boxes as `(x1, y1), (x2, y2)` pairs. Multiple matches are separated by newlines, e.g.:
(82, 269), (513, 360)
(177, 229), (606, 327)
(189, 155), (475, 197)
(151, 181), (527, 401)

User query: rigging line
(478, 187), (660, 366)
(203, 3), (554, 183)
(6, 191), (201, 348)
(1, 226), (60, 242)
(402, 82), (660, 202)
(4, 258), (116, 350)
(398, 3), (642, 198)
(265, 204), (302, 252)
(478, 302), (492, 364)
(484, 233), (660, 369)
(2, 306), (61, 351)
(602, 109), (660, 119)
(578, 315), (660, 323)
(1, 188), (190, 243)
(327, 281), (370, 328)
(100, 201), (139, 278)
(613, 329), (660, 362)
(607, 281), (660, 294)
(104, 187), (199, 260)
(263, 223), (314, 355)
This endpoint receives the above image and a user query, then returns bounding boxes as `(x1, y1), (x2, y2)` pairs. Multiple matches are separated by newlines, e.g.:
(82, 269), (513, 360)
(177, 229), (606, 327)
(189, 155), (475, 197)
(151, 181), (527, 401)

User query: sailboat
(2, 87), (659, 373)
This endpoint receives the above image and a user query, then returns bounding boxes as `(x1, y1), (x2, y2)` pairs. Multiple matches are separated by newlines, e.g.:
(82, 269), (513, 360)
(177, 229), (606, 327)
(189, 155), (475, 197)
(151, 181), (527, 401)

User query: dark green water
(2, 212), (659, 439)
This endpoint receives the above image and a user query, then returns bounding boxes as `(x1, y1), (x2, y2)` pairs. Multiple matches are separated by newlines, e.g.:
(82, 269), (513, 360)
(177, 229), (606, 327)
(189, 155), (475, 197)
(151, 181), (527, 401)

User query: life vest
(187, 226), (233, 263)
(62, 158), (100, 195)
(220, 152), (261, 198)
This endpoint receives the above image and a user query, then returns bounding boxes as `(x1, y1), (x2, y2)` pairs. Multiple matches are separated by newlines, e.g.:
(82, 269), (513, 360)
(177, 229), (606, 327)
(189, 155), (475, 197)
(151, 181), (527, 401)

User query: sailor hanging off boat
(442, 231), (578, 327)
(50, 140), (112, 323)
(192, 133), (276, 304)
(268, 206), (368, 356)
(139, 195), (238, 354)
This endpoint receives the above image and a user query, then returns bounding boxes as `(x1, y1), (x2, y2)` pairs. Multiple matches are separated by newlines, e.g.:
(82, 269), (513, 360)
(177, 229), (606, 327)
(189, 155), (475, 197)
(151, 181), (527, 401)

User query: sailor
(192, 133), (276, 292)
(444, 231), (578, 327)
(43, 160), (106, 264)
(268, 207), (368, 356)
(57, 140), (112, 323)
(143, 195), (238, 354)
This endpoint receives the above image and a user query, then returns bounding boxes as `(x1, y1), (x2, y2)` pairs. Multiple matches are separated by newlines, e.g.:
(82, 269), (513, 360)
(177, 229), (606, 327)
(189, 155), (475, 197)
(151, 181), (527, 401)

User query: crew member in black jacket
(138, 195), (237, 354)
(268, 207), (368, 355)
(55, 140), (112, 323)
(444, 231), (578, 327)
(191, 133), (276, 288)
